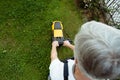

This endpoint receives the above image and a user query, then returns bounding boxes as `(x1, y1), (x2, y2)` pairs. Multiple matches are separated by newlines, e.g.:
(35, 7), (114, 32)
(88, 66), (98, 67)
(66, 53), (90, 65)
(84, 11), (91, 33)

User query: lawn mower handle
(52, 37), (72, 46)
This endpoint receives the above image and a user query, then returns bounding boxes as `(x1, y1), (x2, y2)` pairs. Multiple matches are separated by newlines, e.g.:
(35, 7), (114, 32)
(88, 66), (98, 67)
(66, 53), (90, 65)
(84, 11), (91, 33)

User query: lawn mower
(52, 21), (72, 46)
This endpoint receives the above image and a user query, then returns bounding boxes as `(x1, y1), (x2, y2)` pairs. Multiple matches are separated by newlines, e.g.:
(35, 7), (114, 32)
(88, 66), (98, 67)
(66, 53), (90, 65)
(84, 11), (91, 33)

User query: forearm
(66, 44), (75, 51)
(50, 46), (58, 61)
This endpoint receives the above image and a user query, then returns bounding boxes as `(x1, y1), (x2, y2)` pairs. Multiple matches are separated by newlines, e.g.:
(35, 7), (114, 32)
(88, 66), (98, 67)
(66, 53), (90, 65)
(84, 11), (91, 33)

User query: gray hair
(74, 21), (120, 79)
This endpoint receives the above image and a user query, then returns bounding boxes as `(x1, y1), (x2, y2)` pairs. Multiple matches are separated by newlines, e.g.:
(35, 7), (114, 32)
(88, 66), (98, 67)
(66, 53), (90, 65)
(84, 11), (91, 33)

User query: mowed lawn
(0, 0), (83, 80)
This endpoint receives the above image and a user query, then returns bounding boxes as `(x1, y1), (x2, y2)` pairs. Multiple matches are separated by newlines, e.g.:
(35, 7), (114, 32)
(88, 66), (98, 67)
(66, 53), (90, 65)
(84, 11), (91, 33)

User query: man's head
(74, 22), (120, 79)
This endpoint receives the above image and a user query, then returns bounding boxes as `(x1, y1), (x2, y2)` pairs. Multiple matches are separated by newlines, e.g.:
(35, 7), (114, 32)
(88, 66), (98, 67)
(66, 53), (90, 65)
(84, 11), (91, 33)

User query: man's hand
(51, 41), (59, 61)
(63, 40), (75, 50)
(63, 40), (71, 47)
(52, 41), (59, 47)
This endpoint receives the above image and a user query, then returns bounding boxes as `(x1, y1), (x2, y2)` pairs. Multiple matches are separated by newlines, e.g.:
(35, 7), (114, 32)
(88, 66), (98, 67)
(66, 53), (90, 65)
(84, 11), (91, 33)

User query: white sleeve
(49, 59), (64, 80)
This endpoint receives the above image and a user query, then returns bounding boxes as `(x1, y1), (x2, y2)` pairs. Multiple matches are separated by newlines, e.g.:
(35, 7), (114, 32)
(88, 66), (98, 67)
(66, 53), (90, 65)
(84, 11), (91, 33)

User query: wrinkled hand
(63, 40), (71, 47)
(52, 41), (59, 47)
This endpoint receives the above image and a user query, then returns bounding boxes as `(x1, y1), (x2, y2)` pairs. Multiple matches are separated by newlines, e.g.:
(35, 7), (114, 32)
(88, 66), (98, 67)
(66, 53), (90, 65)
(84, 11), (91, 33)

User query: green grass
(0, 0), (83, 80)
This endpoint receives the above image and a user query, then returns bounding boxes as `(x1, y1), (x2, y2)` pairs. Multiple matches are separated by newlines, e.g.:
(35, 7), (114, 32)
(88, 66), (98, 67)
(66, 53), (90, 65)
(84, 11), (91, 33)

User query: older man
(49, 21), (120, 80)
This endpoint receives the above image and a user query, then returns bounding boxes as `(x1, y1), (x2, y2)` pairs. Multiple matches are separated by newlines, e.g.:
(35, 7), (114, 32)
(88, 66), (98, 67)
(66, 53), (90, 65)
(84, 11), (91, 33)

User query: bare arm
(51, 40), (74, 62)
(63, 40), (75, 51)
(50, 41), (59, 62)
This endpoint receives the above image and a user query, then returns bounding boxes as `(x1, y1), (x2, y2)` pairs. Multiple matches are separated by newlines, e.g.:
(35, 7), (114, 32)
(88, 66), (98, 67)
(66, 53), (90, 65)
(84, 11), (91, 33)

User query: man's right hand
(63, 40), (74, 50)
(63, 40), (71, 47)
